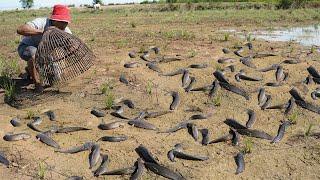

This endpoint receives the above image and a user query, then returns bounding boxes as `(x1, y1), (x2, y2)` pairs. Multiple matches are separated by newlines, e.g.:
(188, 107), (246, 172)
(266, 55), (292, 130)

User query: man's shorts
(17, 43), (37, 61)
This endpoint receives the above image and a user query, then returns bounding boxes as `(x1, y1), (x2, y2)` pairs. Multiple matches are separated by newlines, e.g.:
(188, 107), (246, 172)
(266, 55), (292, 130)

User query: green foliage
(162, 30), (195, 40)
(242, 138), (254, 154)
(0, 56), (21, 78)
(93, 0), (103, 5)
(37, 162), (47, 179)
(224, 33), (230, 41)
(305, 123), (313, 137)
(277, 0), (307, 9)
(3, 79), (16, 101)
(100, 81), (113, 95)
(26, 110), (35, 119)
(187, 49), (197, 58)
(146, 80), (153, 95)
(104, 92), (115, 109)
(288, 111), (298, 124)
(130, 22), (136, 28)
(212, 96), (222, 106)
(19, 0), (34, 9)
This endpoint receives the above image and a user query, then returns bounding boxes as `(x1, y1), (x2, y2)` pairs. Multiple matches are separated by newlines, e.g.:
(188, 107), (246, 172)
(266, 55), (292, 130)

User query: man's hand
(17, 24), (43, 36)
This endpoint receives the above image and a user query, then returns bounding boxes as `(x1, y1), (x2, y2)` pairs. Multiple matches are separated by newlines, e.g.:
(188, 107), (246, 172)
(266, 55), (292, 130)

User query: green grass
(242, 138), (254, 154)
(304, 123), (314, 137)
(187, 49), (197, 58)
(104, 92), (115, 109)
(287, 111), (298, 124)
(223, 33), (230, 41)
(100, 81), (114, 95)
(146, 80), (153, 95)
(162, 29), (195, 40)
(37, 162), (47, 179)
(26, 110), (35, 119)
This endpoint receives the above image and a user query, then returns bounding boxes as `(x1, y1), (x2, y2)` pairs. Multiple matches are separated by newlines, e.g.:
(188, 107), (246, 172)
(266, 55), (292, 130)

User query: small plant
(26, 110), (35, 119)
(305, 123), (314, 137)
(187, 50), (197, 58)
(3, 79), (16, 101)
(288, 111), (298, 124)
(146, 80), (153, 95)
(104, 92), (115, 110)
(246, 33), (253, 42)
(242, 138), (254, 154)
(215, 64), (223, 71)
(223, 33), (230, 41)
(37, 162), (47, 179)
(310, 46), (316, 54)
(130, 22), (136, 28)
(212, 96), (221, 106)
(100, 81), (113, 95)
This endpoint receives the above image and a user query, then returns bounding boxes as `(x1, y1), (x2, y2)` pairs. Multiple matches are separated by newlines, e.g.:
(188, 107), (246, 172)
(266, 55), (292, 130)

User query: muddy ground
(0, 5), (320, 180)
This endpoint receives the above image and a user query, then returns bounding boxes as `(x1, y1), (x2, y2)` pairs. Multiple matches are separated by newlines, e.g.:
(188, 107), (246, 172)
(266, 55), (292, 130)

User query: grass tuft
(146, 80), (153, 95)
(242, 138), (254, 154)
(304, 123), (313, 137)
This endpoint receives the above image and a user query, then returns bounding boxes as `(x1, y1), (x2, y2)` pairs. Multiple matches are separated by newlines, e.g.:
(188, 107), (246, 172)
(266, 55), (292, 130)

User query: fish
(66, 176), (83, 180)
(128, 119), (158, 130)
(160, 69), (185, 76)
(284, 97), (295, 115)
(208, 133), (233, 144)
(209, 80), (220, 98)
(289, 87), (305, 101)
(89, 144), (101, 169)
(31, 117), (42, 125)
(275, 66), (284, 82)
(184, 76), (196, 92)
(3, 133), (31, 141)
(265, 82), (284, 87)
(98, 121), (124, 130)
(188, 64), (208, 69)
(304, 75), (314, 85)
(240, 57), (256, 69)
(235, 71), (262, 82)
(245, 42), (253, 50)
(101, 166), (136, 175)
(166, 91), (180, 110)
(94, 154), (109, 177)
(110, 112), (129, 119)
(10, 117), (21, 127)
(311, 89), (320, 100)
(295, 100), (320, 114)
(130, 158), (144, 180)
(313, 77), (320, 84)
(146, 62), (162, 73)
(236, 129), (273, 140)
(190, 85), (213, 92)
(27, 122), (43, 132)
(213, 70), (229, 83)
(145, 110), (172, 119)
(282, 59), (301, 64)
(144, 162), (185, 180)
(97, 135), (128, 142)
(36, 133), (60, 149)
(45, 110), (56, 121)
(128, 51), (136, 58)
(55, 142), (95, 154)
(150, 46), (160, 54)
(271, 121), (291, 144)
(140, 53), (150, 61)
(222, 48), (230, 54)
(0, 152), (9, 167)
(201, 128), (210, 145)
(159, 121), (189, 133)
(56, 127), (91, 133)
(266, 104), (287, 110)
(261, 95), (272, 110)
(182, 69), (190, 88)
(234, 152), (245, 174)
(187, 123), (199, 141)
(124, 62), (140, 68)
(217, 57), (236, 64)
(189, 113), (212, 120)
(91, 108), (105, 117)
(252, 53), (276, 58)
(230, 128), (240, 146)
(307, 65), (320, 78)
(219, 82), (250, 100)
(120, 99), (135, 109)
(119, 74), (129, 85)
(258, 64), (279, 72)
(245, 109), (256, 128)
(135, 144), (159, 164)
(223, 65), (236, 73)
(158, 55), (183, 63)
(234, 48), (244, 57)
(224, 119), (247, 129)
(173, 150), (209, 161)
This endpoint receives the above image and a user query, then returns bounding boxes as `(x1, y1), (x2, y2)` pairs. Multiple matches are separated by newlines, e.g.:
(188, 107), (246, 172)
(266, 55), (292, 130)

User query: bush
(277, 0), (307, 9)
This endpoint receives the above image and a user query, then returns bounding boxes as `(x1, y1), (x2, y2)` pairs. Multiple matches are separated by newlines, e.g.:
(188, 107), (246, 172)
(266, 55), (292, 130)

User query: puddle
(225, 25), (320, 47)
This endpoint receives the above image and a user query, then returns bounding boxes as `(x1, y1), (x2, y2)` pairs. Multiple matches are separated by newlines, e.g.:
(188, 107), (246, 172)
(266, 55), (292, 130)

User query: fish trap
(35, 27), (94, 86)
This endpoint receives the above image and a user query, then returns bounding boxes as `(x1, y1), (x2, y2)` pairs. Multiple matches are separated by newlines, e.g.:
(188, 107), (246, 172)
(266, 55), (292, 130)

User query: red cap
(50, 5), (71, 23)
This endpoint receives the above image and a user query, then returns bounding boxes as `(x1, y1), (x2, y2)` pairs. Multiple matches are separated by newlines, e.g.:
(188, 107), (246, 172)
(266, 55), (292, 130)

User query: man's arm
(17, 24), (43, 36)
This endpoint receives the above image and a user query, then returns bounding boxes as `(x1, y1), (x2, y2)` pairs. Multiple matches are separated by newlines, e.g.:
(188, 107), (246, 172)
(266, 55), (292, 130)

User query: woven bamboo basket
(35, 27), (94, 86)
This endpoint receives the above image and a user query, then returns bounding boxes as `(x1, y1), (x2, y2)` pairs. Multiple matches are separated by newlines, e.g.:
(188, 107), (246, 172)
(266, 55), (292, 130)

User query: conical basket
(35, 27), (94, 86)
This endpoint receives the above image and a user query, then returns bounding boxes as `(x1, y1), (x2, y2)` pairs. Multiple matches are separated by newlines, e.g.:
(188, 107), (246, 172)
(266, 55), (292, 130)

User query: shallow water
(224, 25), (320, 47)
(252, 25), (320, 46)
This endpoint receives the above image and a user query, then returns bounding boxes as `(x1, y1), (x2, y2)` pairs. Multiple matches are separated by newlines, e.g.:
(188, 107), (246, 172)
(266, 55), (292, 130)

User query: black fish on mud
(91, 108), (105, 117)
(144, 162), (185, 180)
(36, 133), (60, 149)
(166, 91), (180, 110)
(3, 133), (31, 141)
(234, 152), (245, 174)
(97, 135), (128, 142)
(271, 121), (291, 144)
(135, 144), (159, 164)
(55, 142), (94, 154)
(219, 82), (250, 100)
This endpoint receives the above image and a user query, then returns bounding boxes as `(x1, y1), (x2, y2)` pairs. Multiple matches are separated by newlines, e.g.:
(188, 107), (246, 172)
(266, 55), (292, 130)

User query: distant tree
(20, 0), (34, 9)
(93, 0), (103, 5)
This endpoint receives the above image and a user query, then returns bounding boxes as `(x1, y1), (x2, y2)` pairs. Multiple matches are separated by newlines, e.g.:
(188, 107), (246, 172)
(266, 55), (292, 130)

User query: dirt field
(0, 4), (319, 180)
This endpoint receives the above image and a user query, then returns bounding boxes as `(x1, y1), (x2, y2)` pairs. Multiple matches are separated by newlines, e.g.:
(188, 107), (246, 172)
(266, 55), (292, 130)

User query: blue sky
(0, 0), (141, 10)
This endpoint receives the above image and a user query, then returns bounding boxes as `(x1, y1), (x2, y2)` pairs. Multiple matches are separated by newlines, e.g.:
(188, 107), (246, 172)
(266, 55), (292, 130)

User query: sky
(0, 0), (141, 10)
